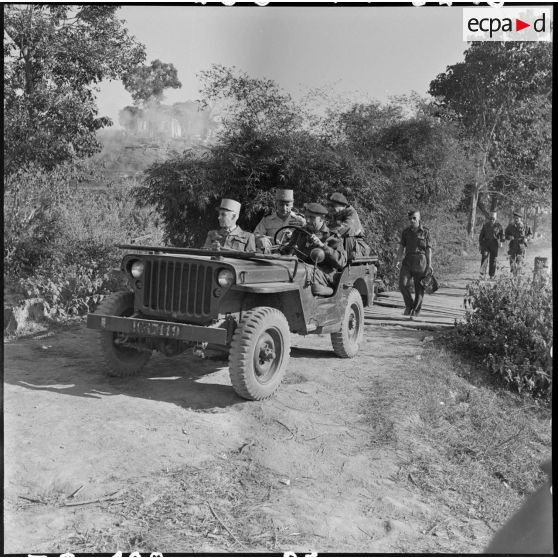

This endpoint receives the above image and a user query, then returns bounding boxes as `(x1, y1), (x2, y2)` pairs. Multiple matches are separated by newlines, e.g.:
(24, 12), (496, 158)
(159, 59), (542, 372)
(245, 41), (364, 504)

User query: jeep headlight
(130, 260), (145, 278)
(217, 269), (234, 287)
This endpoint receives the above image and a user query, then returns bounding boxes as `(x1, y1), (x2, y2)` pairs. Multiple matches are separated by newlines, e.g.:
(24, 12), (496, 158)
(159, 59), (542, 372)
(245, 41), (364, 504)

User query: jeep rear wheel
(229, 307), (290, 400)
(96, 291), (152, 377)
(331, 288), (364, 358)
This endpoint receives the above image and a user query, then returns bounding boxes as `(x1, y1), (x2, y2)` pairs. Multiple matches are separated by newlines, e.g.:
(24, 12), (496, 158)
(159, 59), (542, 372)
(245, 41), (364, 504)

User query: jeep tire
(229, 307), (291, 400)
(96, 291), (152, 377)
(331, 288), (364, 358)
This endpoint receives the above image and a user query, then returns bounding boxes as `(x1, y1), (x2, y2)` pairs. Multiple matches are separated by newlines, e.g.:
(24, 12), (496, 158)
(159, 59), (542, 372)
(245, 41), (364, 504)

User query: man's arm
(505, 224), (514, 241)
(323, 243), (347, 271)
(426, 247), (432, 270)
(253, 217), (268, 238)
(203, 231), (217, 249)
(497, 224), (505, 243)
(425, 229), (433, 271)
(246, 233), (256, 252)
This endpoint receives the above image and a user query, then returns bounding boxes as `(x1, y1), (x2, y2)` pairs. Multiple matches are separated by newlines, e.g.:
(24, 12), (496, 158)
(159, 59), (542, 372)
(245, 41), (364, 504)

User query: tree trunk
(532, 210), (539, 236)
(467, 185), (480, 237)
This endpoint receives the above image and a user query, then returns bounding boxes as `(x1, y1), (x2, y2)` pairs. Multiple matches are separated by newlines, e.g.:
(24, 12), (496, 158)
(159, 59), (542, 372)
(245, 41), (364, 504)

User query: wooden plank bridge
(365, 287), (467, 331)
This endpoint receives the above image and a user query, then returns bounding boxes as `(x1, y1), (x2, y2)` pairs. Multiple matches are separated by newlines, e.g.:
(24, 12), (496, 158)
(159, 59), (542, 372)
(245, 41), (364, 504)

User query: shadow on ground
(4, 328), (245, 411)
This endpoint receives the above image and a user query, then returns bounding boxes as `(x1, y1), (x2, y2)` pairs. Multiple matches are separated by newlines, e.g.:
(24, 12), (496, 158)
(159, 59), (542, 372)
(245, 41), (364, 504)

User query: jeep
(87, 232), (378, 400)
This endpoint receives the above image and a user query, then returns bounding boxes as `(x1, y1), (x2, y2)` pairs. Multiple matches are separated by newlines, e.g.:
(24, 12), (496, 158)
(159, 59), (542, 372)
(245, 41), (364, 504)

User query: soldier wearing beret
(327, 192), (370, 259)
(505, 210), (532, 276)
(479, 211), (505, 279)
(203, 198), (256, 252)
(254, 189), (306, 253)
(280, 203), (347, 296)
(396, 209), (432, 318)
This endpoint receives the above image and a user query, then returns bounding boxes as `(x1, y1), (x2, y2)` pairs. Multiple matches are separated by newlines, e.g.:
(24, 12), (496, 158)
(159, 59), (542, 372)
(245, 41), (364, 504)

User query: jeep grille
(143, 259), (213, 317)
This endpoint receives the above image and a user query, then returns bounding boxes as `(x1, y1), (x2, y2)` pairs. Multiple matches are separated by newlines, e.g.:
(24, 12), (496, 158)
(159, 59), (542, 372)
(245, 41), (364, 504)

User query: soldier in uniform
(479, 211), (505, 279)
(280, 202), (347, 296)
(203, 198), (256, 252)
(327, 192), (370, 259)
(253, 188), (306, 253)
(396, 209), (432, 318)
(505, 211), (532, 276)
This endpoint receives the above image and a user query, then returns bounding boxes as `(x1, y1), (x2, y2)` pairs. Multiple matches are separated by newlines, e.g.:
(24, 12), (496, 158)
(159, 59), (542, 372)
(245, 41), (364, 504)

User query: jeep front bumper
(86, 314), (228, 344)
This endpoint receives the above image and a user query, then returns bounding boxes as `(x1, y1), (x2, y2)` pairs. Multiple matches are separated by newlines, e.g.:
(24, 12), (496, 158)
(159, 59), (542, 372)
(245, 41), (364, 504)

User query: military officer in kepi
(479, 211), (505, 279)
(396, 209), (433, 319)
(253, 188), (306, 253)
(203, 198), (256, 252)
(326, 192), (370, 259)
(505, 210), (532, 276)
(279, 202), (347, 296)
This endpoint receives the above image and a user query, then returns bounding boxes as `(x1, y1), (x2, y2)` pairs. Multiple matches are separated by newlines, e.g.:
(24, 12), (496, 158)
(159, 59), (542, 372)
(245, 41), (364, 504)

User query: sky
(97, 5), (469, 125)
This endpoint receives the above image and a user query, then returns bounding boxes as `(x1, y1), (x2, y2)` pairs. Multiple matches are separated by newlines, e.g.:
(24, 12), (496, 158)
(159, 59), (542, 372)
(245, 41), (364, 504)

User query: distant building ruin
(118, 100), (219, 144)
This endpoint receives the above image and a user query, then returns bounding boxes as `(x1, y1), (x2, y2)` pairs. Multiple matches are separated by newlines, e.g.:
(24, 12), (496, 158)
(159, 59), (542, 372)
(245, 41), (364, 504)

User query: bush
(20, 261), (121, 318)
(5, 163), (164, 319)
(451, 276), (552, 399)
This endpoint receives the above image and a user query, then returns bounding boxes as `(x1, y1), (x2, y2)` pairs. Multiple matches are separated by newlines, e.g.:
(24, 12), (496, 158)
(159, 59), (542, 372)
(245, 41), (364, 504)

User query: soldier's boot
(311, 284), (334, 297)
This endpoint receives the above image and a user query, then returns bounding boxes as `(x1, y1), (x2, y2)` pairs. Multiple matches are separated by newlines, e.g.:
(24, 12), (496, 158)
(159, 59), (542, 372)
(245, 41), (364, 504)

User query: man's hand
(309, 234), (324, 248)
(211, 241), (221, 250)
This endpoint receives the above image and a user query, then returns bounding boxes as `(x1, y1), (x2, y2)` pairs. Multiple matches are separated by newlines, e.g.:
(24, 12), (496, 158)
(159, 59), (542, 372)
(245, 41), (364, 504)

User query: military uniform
(280, 221), (346, 290)
(328, 205), (370, 258)
(479, 218), (505, 278)
(505, 219), (532, 275)
(203, 226), (256, 252)
(254, 211), (306, 252)
(399, 224), (432, 315)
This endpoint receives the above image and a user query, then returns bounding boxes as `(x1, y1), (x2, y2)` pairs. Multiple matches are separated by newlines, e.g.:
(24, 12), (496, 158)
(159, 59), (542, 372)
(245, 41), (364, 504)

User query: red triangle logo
(516, 18), (530, 31)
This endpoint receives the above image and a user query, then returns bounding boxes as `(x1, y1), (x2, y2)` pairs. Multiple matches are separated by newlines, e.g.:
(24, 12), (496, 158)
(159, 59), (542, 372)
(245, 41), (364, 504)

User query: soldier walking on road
(505, 211), (532, 277)
(479, 211), (505, 279)
(203, 198), (256, 252)
(254, 189), (305, 253)
(396, 210), (433, 319)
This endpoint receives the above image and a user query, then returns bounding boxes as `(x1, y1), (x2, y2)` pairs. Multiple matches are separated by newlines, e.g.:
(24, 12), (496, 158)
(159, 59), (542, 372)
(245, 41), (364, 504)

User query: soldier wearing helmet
(327, 192), (370, 259)
(203, 198), (256, 252)
(253, 189), (306, 253)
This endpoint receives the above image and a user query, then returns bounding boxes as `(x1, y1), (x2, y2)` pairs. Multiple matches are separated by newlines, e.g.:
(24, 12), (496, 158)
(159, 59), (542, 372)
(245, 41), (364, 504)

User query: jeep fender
(229, 283), (308, 334)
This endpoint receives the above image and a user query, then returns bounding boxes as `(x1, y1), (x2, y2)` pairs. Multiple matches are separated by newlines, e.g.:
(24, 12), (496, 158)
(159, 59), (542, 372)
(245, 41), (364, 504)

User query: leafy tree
(197, 64), (302, 137)
(136, 65), (389, 247)
(3, 5), (145, 174)
(429, 42), (552, 236)
(122, 59), (182, 106)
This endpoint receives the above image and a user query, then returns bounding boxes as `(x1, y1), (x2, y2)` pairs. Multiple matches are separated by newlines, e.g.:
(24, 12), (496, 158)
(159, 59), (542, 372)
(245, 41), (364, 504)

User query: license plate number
(130, 320), (181, 338)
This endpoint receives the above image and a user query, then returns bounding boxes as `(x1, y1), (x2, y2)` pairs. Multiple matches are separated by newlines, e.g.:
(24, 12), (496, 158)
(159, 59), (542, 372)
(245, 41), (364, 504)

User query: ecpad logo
(463, 7), (552, 42)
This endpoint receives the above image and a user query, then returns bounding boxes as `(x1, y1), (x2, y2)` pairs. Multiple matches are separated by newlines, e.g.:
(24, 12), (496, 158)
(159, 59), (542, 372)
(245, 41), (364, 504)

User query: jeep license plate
(130, 320), (181, 338)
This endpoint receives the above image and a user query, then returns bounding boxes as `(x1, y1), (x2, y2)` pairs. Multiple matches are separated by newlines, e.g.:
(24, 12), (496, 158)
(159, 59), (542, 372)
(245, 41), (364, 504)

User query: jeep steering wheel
(273, 225), (315, 260)
(273, 225), (313, 247)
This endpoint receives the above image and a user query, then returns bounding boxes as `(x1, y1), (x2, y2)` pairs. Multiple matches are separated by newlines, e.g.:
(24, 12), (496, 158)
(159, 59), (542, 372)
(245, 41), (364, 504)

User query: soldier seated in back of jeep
(279, 202), (346, 297)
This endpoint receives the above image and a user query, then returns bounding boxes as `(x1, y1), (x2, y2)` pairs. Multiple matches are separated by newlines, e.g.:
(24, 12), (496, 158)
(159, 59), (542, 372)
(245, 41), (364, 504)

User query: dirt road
(4, 242), (550, 554)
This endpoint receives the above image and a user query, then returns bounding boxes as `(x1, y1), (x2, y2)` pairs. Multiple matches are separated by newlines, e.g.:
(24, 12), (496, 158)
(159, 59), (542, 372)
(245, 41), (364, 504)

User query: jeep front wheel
(96, 291), (152, 377)
(228, 307), (291, 400)
(330, 288), (364, 358)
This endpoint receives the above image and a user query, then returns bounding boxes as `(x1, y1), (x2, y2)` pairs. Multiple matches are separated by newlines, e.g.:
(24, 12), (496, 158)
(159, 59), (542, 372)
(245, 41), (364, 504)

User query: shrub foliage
(4, 164), (163, 318)
(453, 277), (552, 399)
